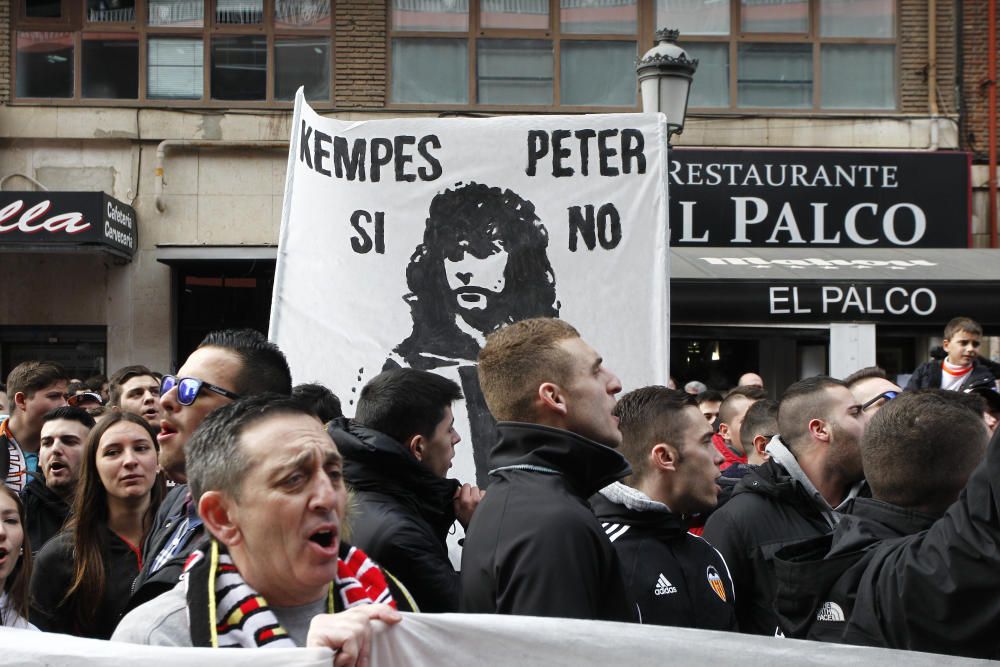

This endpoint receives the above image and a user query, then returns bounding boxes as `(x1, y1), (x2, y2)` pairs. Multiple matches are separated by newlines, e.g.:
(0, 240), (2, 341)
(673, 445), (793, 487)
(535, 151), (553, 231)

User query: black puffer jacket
(329, 418), (460, 612)
(460, 422), (634, 621)
(30, 525), (144, 639)
(591, 483), (737, 630)
(22, 477), (71, 555)
(701, 456), (837, 635)
(773, 431), (1000, 658)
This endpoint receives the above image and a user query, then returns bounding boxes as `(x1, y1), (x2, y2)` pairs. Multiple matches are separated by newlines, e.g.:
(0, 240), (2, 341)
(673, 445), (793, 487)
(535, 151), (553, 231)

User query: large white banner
(5, 615), (985, 666)
(271, 92), (669, 493)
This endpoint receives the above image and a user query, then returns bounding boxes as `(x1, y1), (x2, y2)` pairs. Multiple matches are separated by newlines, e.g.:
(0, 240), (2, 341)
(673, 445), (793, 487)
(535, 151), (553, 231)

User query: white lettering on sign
(699, 256), (937, 271)
(104, 219), (134, 249)
(684, 197), (928, 246)
(769, 287), (811, 314)
(106, 200), (134, 229)
(0, 200), (91, 235)
(786, 285), (940, 316)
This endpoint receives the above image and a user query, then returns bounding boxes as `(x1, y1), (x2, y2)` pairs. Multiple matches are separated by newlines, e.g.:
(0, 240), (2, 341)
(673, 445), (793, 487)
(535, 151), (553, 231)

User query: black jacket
(22, 477), (70, 555)
(128, 484), (202, 610)
(329, 418), (460, 612)
(773, 431), (1000, 659)
(701, 456), (840, 635)
(591, 483), (738, 631)
(905, 357), (997, 391)
(460, 422), (634, 621)
(30, 525), (144, 639)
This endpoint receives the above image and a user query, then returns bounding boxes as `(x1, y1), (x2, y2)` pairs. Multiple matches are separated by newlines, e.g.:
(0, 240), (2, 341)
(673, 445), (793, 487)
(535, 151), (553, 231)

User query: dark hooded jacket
(22, 477), (71, 555)
(328, 417), (460, 613)
(128, 484), (201, 610)
(701, 440), (861, 636)
(460, 422), (634, 621)
(772, 430), (1000, 659)
(591, 482), (737, 630)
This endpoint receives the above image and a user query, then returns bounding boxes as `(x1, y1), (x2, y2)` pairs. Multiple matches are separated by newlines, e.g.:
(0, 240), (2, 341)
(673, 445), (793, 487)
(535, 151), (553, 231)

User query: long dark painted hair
(394, 182), (560, 367)
(62, 411), (163, 631)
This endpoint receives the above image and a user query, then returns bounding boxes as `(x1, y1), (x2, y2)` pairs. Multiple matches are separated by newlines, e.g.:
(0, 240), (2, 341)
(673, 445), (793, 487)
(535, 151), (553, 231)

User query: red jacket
(713, 433), (747, 471)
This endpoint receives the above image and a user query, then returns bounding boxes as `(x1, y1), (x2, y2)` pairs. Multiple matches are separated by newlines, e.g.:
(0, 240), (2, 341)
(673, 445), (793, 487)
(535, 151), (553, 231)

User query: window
(656, 0), (897, 111)
(389, 0), (640, 109)
(13, 0), (334, 104)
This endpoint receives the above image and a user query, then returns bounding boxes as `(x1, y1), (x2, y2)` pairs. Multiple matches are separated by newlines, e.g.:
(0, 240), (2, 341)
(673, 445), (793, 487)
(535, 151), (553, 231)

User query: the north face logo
(816, 601), (846, 622)
(654, 573), (677, 596)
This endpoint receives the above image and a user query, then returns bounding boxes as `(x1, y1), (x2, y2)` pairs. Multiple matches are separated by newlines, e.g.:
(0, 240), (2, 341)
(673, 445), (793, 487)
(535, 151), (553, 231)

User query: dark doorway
(671, 326), (830, 397)
(173, 260), (275, 368)
(0, 325), (107, 381)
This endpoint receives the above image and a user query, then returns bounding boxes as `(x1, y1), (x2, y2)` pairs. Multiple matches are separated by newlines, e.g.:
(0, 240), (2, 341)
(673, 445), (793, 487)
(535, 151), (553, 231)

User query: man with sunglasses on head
(844, 366), (901, 423)
(703, 376), (866, 636)
(128, 329), (292, 610)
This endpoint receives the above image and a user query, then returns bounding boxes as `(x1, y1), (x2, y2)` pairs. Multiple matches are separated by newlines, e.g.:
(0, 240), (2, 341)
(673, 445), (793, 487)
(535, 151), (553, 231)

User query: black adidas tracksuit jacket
(592, 483), (738, 630)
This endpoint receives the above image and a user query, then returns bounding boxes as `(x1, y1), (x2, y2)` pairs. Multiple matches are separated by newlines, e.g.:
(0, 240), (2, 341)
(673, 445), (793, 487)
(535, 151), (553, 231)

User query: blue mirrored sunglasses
(862, 390), (899, 411)
(160, 374), (242, 406)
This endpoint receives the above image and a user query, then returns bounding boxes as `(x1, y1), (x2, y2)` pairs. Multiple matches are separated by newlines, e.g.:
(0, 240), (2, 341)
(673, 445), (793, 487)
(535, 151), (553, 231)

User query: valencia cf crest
(706, 565), (727, 602)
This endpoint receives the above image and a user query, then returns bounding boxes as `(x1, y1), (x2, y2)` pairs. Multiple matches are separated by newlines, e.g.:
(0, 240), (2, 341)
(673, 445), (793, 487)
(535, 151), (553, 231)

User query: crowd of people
(1, 316), (999, 663)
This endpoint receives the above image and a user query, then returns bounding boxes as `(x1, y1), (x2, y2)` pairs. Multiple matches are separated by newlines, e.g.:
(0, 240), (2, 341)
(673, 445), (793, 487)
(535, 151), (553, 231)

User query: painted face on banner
(444, 238), (509, 314)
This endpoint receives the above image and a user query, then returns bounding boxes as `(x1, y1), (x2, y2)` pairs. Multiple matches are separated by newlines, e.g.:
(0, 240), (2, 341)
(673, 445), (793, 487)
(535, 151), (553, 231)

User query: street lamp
(637, 28), (698, 141)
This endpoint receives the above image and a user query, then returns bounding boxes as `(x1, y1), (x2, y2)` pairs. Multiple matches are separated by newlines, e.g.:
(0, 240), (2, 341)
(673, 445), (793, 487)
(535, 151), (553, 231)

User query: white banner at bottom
(3, 613), (989, 666)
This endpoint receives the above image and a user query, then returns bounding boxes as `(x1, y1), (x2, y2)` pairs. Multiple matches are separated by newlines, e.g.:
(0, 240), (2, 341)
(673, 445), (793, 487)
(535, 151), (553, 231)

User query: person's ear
(13, 392), (27, 413)
(538, 382), (568, 416)
(753, 434), (770, 460)
(808, 417), (831, 443)
(718, 422), (731, 442)
(199, 491), (241, 547)
(407, 434), (425, 463)
(651, 443), (679, 473)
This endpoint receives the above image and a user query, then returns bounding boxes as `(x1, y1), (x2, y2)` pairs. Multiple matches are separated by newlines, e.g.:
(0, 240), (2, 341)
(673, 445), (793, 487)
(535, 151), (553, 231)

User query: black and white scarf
(184, 539), (396, 648)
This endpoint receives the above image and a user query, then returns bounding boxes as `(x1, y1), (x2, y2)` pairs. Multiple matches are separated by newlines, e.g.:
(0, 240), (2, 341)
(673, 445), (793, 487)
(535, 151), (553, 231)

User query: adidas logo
(654, 573), (677, 596)
(816, 601), (846, 622)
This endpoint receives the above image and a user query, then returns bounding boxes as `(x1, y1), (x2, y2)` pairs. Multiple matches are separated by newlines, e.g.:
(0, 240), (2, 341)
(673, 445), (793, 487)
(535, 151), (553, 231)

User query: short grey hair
(185, 394), (314, 503)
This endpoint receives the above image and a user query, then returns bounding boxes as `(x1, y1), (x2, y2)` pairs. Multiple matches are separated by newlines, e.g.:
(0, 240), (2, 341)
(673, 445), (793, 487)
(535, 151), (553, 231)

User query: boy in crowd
(906, 317), (998, 391)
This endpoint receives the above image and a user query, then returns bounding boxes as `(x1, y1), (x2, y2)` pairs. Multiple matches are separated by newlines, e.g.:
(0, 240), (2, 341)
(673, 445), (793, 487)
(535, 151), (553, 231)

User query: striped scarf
(185, 539), (395, 648)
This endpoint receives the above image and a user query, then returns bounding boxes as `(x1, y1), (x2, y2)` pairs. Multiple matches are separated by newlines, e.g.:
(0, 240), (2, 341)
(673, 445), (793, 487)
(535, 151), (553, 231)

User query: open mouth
(48, 461), (67, 473)
(159, 421), (178, 437)
(309, 529), (335, 548)
(0, 548), (8, 559)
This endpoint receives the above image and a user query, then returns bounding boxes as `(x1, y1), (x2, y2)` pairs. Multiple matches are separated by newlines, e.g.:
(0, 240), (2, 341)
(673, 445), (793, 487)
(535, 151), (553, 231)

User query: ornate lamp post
(637, 29), (698, 142)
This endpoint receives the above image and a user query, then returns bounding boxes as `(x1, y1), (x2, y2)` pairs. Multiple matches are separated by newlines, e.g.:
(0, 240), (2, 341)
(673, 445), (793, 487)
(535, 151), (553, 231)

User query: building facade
(0, 0), (996, 390)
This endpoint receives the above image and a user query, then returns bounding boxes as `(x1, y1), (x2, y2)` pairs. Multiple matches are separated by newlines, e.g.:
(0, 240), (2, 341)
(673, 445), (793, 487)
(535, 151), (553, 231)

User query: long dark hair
(0, 485), (32, 624)
(62, 411), (163, 630)
(395, 182), (560, 366)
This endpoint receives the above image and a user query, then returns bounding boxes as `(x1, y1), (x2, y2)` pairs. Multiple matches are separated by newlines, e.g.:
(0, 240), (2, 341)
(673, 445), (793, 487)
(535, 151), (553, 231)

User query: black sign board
(0, 191), (137, 259)
(669, 149), (971, 248)
(672, 280), (999, 326)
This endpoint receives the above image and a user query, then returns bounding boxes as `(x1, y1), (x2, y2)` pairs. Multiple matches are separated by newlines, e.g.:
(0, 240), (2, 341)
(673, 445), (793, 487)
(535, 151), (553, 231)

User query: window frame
(671, 0), (900, 113)
(11, 0), (336, 107)
(386, 0), (654, 113)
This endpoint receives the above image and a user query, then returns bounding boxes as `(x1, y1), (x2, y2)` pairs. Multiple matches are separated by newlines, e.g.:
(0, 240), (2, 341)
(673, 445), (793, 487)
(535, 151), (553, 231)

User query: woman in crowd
(31, 412), (163, 638)
(0, 485), (35, 629)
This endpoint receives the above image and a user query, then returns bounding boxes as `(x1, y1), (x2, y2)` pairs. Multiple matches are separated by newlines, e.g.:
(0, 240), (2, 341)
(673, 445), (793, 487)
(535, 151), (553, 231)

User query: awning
(0, 191), (137, 260)
(671, 247), (1000, 326)
(155, 245), (278, 263)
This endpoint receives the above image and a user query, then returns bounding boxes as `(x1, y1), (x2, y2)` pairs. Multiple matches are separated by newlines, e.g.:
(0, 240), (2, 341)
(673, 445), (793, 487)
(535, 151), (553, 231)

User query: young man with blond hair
(460, 318), (634, 621)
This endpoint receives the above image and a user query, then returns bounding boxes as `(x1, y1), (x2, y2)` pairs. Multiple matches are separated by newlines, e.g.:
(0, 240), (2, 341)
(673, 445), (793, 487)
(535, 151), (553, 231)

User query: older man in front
(114, 395), (403, 664)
